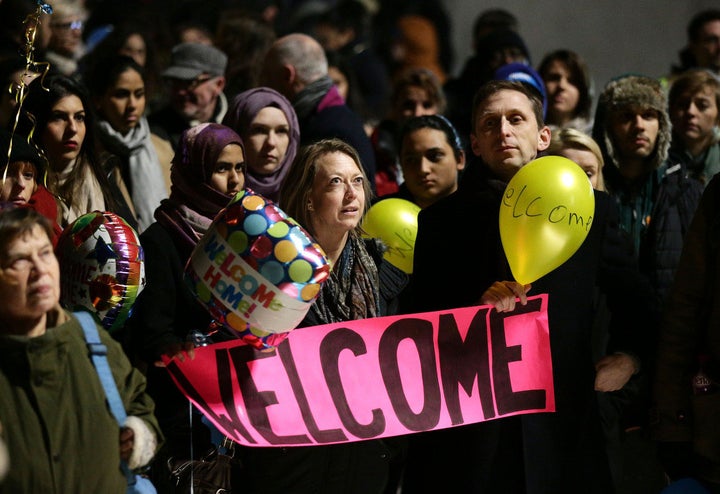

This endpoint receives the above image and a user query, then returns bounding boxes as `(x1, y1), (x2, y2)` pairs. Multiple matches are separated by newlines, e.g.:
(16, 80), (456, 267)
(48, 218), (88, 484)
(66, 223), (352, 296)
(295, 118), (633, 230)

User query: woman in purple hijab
(223, 87), (300, 203)
(126, 123), (245, 489)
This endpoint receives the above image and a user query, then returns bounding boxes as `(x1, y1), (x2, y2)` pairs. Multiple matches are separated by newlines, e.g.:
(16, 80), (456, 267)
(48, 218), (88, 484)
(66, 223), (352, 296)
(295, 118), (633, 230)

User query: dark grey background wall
(444, 0), (719, 95)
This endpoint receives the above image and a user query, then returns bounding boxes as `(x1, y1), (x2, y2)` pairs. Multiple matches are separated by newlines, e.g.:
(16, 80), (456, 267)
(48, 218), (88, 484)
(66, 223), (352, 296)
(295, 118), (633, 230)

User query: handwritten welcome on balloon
(164, 295), (554, 447)
(499, 156), (595, 285)
(362, 198), (420, 274)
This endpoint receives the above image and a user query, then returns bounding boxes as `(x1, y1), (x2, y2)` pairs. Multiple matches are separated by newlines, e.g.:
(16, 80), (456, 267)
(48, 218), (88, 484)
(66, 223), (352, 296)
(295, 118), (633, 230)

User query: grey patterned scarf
(97, 117), (167, 232)
(292, 76), (334, 120)
(307, 235), (380, 324)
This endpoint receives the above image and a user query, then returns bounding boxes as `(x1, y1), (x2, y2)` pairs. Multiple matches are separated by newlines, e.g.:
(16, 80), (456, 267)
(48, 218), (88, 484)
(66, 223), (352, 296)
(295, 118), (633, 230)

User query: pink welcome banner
(164, 294), (553, 447)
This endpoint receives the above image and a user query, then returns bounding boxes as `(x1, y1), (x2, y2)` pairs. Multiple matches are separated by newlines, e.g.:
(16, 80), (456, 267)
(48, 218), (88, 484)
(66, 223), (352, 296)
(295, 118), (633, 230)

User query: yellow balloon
(361, 198), (421, 274)
(499, 155), (595, 285)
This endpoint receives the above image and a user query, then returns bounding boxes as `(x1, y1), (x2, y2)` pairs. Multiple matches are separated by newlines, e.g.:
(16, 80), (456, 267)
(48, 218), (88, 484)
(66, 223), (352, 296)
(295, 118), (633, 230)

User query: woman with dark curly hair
(17, 73), (137, 229)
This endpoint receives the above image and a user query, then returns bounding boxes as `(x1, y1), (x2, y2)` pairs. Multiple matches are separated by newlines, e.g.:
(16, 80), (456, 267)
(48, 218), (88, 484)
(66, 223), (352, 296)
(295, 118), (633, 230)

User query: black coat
(652, 172), (720, 484)
(235, 238), (409, 494)
(603, 161), (704, 304)
(402, 161), (658, 494)
(126, 221), (213, 411)
(128, 222), (214, 363)
(125, 222), (219, 489)
(299, 103), (377, 191)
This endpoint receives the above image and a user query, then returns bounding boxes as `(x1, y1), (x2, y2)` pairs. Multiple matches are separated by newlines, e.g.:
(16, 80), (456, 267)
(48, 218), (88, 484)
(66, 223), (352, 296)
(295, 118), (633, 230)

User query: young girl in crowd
(538, 49), (594, 134)
(392, 114), (465, 209)
(1, 131), (62, 244)
(126, 122), (245, 492)
(547, 126), (606, 191)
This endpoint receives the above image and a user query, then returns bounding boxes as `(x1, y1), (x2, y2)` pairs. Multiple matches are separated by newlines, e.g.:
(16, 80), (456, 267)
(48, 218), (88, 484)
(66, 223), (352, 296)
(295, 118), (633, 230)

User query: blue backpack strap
(75, 310), (128, 424)
(75, 310), (143, 491)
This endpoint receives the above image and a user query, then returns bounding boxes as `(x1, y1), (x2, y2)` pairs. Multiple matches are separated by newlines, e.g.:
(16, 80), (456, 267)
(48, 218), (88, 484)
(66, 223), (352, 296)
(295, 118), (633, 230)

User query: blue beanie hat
(494, 62), (548, 118)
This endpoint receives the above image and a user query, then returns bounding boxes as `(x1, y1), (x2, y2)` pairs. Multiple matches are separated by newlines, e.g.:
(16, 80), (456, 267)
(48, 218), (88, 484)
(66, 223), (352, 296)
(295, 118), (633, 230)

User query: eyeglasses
(167, 74), (215, 91)
(50, 20), (84, 31)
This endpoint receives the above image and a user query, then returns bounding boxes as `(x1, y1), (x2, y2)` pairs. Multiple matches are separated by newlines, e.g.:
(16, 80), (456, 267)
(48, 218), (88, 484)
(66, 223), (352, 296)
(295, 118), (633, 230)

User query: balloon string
(3, 1), (53, 187)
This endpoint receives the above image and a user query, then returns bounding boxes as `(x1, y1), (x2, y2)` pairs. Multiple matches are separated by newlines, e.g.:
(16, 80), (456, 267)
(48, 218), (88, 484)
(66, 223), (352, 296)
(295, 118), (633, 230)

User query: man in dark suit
(402, 80), (657, 494)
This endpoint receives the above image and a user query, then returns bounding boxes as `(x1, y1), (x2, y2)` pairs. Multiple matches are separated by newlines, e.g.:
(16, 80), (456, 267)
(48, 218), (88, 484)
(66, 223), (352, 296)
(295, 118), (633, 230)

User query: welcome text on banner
(164, 294), (554, 447)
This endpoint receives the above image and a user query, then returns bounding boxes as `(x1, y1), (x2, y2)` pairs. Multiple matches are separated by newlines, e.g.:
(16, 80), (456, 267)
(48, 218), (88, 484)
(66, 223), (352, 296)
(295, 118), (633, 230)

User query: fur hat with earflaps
(592, 74), (672, 173)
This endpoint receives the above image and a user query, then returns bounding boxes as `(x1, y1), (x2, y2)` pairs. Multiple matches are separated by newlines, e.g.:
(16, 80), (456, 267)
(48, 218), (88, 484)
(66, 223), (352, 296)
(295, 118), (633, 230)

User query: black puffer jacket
(593, 75), (704, 302)
(641, 164), (703, 302)
(603, 162), (703, 303)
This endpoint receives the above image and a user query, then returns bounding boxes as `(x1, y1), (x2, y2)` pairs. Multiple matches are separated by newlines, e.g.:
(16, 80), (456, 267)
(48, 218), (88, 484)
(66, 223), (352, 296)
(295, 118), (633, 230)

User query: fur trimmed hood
(592, 75), (672, 174)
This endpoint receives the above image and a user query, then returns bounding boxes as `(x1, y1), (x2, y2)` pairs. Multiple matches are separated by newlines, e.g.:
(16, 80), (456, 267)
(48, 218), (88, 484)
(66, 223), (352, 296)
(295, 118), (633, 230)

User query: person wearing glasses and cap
(149, 42), (229, 151)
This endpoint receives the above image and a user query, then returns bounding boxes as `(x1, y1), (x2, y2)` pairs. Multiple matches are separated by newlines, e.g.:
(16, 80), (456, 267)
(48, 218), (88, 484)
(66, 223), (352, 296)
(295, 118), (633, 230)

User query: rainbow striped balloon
(56, 211), (145, 333)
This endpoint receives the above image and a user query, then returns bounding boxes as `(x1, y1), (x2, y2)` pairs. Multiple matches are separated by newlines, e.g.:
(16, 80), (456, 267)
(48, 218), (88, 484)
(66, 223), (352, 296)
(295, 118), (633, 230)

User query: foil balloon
(499, 155), (595, 285)
(184, 189), (331, 349)
(56, 211), (145, 333)
(361, 198), (420, 274)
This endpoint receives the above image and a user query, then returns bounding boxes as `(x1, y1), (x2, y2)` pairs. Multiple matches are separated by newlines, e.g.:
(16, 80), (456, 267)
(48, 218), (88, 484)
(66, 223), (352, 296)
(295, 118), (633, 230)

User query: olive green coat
(0, 309), (161, 493)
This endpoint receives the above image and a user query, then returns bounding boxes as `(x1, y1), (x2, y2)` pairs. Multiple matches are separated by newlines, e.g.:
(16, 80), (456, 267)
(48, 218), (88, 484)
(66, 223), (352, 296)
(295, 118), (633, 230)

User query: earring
(307, 203), (314, 211)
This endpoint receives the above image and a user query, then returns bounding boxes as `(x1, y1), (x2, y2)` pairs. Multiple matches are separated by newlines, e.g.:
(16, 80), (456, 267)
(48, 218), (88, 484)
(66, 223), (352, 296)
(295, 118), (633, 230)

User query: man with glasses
(150, 42), (229, 150)
(45, 0), (87, 76)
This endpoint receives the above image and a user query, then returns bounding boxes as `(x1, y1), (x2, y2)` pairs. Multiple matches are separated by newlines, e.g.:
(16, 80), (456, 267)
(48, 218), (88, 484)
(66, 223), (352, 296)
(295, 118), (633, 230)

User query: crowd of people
(1, 1), (720, 493)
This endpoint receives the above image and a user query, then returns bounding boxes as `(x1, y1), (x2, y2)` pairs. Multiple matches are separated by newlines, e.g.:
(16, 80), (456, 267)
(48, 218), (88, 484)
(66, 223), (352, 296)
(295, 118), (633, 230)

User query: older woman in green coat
(0, 206), (162, 493)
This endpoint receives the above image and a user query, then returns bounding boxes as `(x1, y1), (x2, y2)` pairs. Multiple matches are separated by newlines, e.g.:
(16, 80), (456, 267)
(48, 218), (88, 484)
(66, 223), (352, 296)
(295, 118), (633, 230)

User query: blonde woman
(237, 139), (409, 494)
(547, 127), (606, 191)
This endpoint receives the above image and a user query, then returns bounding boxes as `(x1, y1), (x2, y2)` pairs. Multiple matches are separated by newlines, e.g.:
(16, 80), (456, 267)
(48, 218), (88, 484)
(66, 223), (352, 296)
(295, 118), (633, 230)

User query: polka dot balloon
(185, 189), (331, 349)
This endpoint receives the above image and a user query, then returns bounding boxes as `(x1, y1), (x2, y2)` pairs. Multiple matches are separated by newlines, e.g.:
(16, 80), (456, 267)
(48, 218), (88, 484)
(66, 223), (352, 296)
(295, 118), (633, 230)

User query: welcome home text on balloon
(200, 231), (283, 317)
(165, 295), (555, 447)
